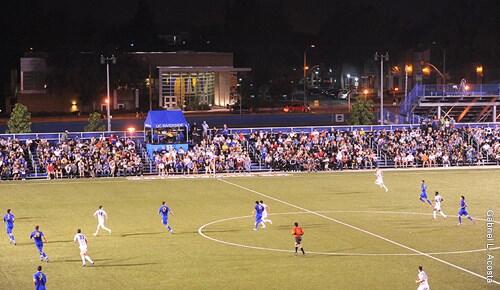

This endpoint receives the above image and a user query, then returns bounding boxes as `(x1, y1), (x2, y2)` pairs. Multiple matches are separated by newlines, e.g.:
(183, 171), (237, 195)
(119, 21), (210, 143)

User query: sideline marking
(217, 178), (500, 285)
(1, 165), (498, 185)
(198, 210), (500, 256)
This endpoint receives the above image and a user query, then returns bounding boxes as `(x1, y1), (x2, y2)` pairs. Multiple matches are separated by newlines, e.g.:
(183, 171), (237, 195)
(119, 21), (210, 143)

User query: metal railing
(400, 83), (500, 118)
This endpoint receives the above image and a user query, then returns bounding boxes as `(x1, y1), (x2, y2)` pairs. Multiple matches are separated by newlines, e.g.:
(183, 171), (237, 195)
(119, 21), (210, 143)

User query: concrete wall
(214, 72), (235, 107)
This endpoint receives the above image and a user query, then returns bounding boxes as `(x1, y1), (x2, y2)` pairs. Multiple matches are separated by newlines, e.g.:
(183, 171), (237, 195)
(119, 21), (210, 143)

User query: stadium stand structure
(0, 123), (498, 180)
(400, 83), (500, 123)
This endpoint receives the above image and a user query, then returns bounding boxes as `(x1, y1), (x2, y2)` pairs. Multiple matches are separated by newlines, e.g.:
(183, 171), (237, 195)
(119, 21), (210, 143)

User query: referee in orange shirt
(291, 222), (305, 255)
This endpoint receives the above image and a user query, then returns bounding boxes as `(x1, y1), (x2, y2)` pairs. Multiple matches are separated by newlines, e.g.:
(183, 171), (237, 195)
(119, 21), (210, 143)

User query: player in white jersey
(415, 265), (430, 290)
(432, 191), (447, 219)
(259, 200), (272, 224)
(93, 205), (112, 236)
(73, 229), (94, 267)
(374, 168), (388, 192)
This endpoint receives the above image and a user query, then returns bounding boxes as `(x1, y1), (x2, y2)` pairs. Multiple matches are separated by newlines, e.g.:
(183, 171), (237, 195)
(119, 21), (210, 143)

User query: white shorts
(375, 178), (383, 185)
(434, 205), (441, 211)
(79, 246), (88, 255)
(262, 212), (268, 219)
(417, 284), (429, 290)
(97, 221), (105, 227)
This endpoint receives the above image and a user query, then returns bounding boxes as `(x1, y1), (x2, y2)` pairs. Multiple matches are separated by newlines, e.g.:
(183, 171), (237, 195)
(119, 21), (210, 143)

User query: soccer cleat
(253, 228), (257, 231)
(93, 233), (97, 236)
(82, 264), (86, 267)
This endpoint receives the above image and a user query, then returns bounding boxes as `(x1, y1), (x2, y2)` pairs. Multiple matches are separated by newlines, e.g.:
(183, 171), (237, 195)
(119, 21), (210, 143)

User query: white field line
(0, 165), (498, 186)
(198, 210), (500, 256)
(218, 178), (500, 285)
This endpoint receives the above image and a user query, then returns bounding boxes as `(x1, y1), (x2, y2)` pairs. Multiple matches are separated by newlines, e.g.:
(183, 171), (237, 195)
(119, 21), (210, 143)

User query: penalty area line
(217, 178), (500, 285)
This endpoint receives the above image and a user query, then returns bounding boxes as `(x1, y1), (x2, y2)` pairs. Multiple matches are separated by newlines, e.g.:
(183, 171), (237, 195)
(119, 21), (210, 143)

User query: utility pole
(100, 55), (117, 131)
(148, 64), (153, 111)
(375, 52), (389, 125)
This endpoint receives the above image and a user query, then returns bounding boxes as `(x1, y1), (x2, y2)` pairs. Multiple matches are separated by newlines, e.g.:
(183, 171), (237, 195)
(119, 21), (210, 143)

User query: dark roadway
(0, 112), (348, 133)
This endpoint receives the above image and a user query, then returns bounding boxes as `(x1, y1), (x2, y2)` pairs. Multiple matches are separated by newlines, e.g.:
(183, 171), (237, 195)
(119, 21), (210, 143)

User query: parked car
(283, 102), (311, 113)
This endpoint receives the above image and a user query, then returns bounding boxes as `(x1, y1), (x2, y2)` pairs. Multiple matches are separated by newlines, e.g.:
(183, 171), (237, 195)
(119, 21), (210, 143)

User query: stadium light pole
(375, 52), (389, 125)
(101, 55), (117, 132)
(303, 44), (316, 107)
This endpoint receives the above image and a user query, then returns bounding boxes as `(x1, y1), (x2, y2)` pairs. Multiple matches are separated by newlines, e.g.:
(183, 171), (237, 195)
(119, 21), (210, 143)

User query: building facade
(131, 52), (250, 110)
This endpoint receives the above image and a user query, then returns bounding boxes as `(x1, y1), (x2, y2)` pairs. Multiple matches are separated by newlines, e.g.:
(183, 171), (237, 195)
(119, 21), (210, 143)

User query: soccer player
(29, 226), (49, 262)
(74, 229), (94, 267)
(158, 201), (174, 233)
(33, 265), (47, 290)
(457, 195), (474, 225)
(415, 265), (430, 290)
(253, 201), (265, 231)
(3, 209), (16, 245)
(260, 200), (272, 224)
(93, 205), (112, 236)
(374, 168), (388, 192)
(291, 222), (305, 255)
(419, 180), (432, 206)
(433, 191), (447, 219)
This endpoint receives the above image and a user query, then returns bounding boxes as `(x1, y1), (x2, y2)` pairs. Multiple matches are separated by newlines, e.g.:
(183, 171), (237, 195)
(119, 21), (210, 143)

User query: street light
(303, 44), (316, 107)
(375, 52), (389, 125)
(431, 41), (446, 79)
(404, 64), (413, 103)
(363, 89), (369, 101)
(421, 62), (446, 95)
(476, 65), (484, 93)
(100, 55), (117, 132)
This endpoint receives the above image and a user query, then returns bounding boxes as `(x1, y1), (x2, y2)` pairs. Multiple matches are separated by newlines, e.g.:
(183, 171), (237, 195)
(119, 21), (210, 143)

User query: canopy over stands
(144, 110), (190, 156)
(144, 110), (189, 129)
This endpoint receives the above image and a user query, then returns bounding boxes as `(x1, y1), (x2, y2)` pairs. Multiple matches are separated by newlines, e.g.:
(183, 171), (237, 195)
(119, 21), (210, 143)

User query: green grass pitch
(0, 169), (499, 290)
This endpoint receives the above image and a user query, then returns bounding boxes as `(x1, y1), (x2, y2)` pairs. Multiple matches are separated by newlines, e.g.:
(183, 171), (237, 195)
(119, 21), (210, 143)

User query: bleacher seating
(0, 123), (498, 180)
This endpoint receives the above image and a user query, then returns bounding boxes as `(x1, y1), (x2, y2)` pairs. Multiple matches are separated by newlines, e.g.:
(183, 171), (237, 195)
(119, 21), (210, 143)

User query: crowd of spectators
(250, 130), (377, 171)
(0, 138), (30, 180)
(469, 127), (500, 164)
(152, 130), (252, 175)
(36, 135), (143, 179)
(376, 125), (500, 168)
(0, 122), (498, 180)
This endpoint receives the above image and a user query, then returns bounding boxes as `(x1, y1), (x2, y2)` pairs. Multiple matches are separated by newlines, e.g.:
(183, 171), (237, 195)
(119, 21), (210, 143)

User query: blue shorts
(6, 226), (13, 234)
(35, 243), (44, 252)
(458, 209), (469, 216)
(255, 215), (262, 223)
(162, 217), (168, 225)
(420, 192), (428, 199)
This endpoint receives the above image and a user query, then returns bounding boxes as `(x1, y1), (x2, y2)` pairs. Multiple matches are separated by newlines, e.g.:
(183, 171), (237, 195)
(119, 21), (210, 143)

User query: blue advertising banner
(146, 143), (189, 157)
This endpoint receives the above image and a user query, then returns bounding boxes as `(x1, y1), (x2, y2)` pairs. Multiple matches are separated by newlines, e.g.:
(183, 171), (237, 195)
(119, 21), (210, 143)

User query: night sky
(1, 0), (500, 106)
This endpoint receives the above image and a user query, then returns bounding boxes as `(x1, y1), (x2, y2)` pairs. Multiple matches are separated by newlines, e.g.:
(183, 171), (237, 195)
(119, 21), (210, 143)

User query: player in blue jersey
(419, 180), (432, 206)
(158, 201), (174, 233)
(457, 195), (474, 225)
(253, 201), (266, 231)
(3, 209), (16, 245)
(33, 265), (47, 290)
(30, 225), (49, 262)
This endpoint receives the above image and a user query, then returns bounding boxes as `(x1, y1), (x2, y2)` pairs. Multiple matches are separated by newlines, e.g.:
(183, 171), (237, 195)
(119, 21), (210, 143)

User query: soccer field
(0, 169), (499, 290)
